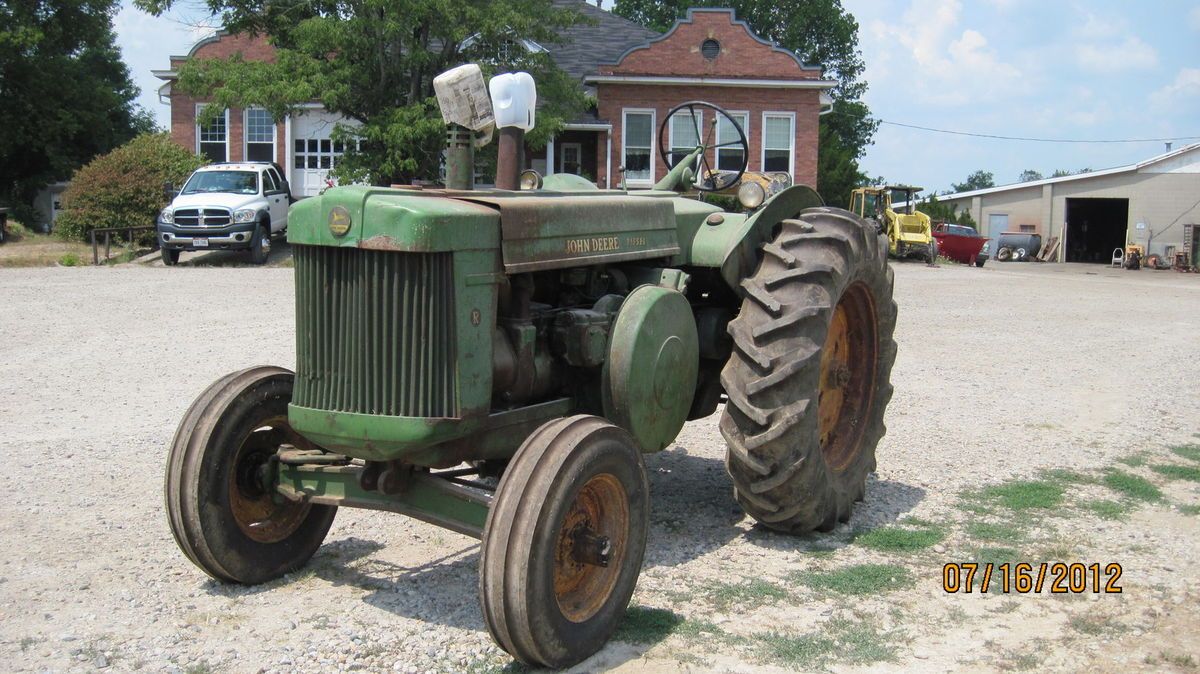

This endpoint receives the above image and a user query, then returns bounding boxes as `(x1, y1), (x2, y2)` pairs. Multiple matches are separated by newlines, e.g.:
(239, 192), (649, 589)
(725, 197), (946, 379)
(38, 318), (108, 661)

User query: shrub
(55, 134), (206, 243)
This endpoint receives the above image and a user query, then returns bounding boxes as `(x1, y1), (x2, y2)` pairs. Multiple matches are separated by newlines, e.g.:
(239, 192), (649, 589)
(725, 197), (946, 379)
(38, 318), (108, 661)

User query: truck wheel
(250, 224), (270, 265)
(161, 248), (180, 266)
(927, 238), (939, 265)
(720, 208), (898, 533)
(165, 366), (336, 584)
(996, 247), (1013, 261)
(480, 415), (649, 669)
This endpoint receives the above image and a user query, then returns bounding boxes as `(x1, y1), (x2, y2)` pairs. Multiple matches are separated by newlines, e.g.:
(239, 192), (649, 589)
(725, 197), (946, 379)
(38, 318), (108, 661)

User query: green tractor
(165, 66), (898, 669)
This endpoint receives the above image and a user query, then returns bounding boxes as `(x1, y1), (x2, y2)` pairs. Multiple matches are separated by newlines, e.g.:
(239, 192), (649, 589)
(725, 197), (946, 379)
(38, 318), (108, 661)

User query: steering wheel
(657, 101), (749, 192)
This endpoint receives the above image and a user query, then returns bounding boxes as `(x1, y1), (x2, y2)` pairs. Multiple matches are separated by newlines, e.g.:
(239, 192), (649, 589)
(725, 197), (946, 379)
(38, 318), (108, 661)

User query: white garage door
(291, 109), (357, 198)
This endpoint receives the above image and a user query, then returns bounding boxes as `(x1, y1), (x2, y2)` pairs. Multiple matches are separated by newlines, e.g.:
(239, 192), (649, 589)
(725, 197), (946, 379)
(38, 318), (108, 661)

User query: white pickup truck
(157, 162), (292, 265)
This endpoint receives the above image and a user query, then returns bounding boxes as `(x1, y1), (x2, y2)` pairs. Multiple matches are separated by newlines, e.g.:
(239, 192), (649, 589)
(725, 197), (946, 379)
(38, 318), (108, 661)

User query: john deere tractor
(850, 185), (937, 263)
(165, 65), (898, 668)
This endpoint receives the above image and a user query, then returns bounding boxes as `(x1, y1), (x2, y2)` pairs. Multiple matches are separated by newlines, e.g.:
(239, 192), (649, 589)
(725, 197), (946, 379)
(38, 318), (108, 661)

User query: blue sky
(115, 0), (1200, 194)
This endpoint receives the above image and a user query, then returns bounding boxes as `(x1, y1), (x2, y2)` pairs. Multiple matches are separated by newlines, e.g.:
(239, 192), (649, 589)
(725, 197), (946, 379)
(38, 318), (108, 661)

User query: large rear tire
(165, 366), (336, 584)
(720, 207), (898, 533)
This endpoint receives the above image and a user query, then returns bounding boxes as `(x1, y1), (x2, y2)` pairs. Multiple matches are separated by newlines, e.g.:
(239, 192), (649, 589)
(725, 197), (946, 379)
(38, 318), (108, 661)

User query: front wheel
(161, 247), (180, 266)
(480, 415), (649, 669)
(165, 366), (336, 584)
(721, 208), (898, 532)
(250, 225), (270, 265)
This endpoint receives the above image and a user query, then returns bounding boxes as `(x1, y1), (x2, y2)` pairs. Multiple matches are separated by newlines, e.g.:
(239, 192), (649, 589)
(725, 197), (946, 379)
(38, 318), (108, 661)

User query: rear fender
(685, 185), (824, 291)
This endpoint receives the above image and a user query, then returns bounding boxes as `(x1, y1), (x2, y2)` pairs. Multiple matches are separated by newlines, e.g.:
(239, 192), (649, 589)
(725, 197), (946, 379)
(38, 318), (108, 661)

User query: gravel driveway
(1, 262), (1197, 673)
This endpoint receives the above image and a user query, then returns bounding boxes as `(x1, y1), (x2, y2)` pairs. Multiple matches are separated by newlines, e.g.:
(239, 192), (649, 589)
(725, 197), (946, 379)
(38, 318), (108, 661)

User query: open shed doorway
(1065, 198), (1129, 263)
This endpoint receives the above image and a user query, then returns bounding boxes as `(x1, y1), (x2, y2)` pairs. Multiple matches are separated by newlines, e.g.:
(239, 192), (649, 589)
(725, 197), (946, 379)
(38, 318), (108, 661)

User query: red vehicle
(933, 223), (989, 267)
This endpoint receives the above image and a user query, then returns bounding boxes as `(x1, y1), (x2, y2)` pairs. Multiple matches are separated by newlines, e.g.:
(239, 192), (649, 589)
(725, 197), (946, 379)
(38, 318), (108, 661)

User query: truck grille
(173, 208), (232, 227)
(292, 245), (459, 418)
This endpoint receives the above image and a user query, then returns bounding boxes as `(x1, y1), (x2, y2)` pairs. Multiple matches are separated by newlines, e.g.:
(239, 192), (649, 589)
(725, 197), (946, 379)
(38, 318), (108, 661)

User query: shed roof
(937, 142), (1200, 201)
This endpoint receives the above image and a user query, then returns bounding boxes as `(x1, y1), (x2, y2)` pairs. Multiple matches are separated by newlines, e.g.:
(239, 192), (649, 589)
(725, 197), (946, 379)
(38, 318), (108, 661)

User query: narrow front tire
(480, 415), (649, 669)
(164, 366), (336, 584)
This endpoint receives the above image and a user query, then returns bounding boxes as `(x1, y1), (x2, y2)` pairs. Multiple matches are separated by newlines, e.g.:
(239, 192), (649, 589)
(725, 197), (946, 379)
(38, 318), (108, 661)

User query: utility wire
(877, 120), (1200, 144)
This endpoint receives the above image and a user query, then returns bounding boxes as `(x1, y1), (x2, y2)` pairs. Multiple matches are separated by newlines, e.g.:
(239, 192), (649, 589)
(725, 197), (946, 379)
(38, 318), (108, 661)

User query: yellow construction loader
(849, 185), (937, 263)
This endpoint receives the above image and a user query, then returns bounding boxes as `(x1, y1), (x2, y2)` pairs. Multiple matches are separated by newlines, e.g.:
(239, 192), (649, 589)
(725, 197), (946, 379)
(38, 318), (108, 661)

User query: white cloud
(862, 0), (1022, 105)
(1073, 35), (1158, 72)
(1069, 10), (1157, 72)
(1152, 68), (1200, 105)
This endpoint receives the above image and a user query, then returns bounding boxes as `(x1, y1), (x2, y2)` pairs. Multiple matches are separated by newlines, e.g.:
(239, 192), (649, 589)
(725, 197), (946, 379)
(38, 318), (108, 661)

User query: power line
(877, 120), (1200, 145)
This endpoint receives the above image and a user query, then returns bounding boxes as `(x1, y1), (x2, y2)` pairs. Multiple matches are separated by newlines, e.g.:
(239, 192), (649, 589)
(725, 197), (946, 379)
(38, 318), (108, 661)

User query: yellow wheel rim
(817, 282), (879, 471)
(553, 473), (629, 623)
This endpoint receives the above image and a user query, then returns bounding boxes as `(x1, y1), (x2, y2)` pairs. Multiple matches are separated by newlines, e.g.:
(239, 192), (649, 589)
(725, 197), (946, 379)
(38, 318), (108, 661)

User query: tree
(55, 134), (207, 243)
(613, 0), (876, 207)
(0, 0), (157, 222)
(1018, 169), (1043, 183)
(950, 170), (994, 193)
(918, 194), (976, 229)
(136, 0), (589, 185)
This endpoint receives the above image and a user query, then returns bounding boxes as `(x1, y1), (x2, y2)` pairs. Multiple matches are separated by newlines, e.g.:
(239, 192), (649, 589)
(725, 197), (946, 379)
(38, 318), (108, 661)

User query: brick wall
(596, 84), (821, 189)
(167, 33), (285, 166)
(594, 9), (825, 189)
(600, 9), (821, 81)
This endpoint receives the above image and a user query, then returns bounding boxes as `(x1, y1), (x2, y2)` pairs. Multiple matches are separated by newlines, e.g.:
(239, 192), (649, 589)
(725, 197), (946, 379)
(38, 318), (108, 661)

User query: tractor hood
(287, 186), (501, 252)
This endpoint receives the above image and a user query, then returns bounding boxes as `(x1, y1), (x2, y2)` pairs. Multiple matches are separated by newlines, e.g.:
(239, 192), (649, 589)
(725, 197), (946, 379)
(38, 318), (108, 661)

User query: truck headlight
(233, 209), (257, 223)
(160, 208), (173, 224)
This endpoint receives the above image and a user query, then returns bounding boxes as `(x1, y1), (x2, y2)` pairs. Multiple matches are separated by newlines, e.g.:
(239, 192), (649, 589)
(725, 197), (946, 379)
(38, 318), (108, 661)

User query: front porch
(526, 123), (613, 189)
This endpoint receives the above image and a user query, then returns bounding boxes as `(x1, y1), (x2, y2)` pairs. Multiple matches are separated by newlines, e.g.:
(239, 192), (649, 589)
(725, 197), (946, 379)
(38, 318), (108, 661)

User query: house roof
(547, 0), (660, 91)
(937, 142), (1200, 201)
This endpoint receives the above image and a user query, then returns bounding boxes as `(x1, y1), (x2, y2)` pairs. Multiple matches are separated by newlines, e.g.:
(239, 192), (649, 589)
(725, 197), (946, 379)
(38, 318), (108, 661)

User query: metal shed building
(937, 143), (1200, 265)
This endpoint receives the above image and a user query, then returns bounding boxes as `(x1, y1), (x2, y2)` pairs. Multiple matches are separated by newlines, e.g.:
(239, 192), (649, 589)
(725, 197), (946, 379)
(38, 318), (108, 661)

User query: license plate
(192, 238), (208, 247)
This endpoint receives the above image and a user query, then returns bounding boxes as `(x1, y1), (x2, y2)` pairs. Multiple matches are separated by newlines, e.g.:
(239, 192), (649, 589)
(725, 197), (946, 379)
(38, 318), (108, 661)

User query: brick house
(153, 3), (834, 197)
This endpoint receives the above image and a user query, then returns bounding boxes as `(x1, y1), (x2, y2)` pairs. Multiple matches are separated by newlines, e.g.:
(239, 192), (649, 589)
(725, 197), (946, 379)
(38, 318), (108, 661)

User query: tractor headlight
(159, 208), (173, 224)
(737, 182), (766, 210)
(519, 169), (543, 190)
(233, 209), (257, 223)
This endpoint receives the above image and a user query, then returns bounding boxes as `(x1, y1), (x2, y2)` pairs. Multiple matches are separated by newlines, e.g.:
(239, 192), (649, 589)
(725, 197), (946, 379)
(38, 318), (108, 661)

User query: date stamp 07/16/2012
(942, 562), (1123, 594)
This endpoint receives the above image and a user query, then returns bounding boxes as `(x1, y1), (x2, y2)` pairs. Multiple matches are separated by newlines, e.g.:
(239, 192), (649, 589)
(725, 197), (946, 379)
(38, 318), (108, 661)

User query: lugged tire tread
(721, 207), (899, 533)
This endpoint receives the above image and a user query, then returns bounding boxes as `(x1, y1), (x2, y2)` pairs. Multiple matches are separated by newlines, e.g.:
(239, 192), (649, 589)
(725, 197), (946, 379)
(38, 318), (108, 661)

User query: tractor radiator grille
(292, 245), (459, 418)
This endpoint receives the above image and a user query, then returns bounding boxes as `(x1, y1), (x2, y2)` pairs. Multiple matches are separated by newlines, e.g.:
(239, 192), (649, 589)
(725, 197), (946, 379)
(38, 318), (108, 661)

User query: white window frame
(195, 103), (229, 162)
(667, 108), (703, 169)
(621, 108), (656, 187)
(560, 142), (583, 175)
(760, 111), (795, 178)
(243, 107), (277, 164)
(716, 110), (749, 172)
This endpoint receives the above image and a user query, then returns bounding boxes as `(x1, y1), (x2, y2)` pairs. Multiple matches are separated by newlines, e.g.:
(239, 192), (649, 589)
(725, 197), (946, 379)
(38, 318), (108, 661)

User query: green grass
(899, 516), (937, 528)
(1039, 468), (1094, 484)
(703, 578), (789, 609)
(1068, 612), (1124, 636)
(1082, 499), (1129, 520)
(1116, 453), (1148, 468)
(1178, 504), (1200, 516)
(1171, 444), (1200, 463)
(965, 521), (1027, 543)
(978, 480), (1065, 510)
(794, 563), (913, 596)
(855, 524), (945, 552)
(756, 617), (897, 669)
(1102, 470), (1163, 502)
(1151, 464), (1200, 482)
(58, 252), (81, 266)
(613, 606), (684, 645)
(965, 546), (1022, 566)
